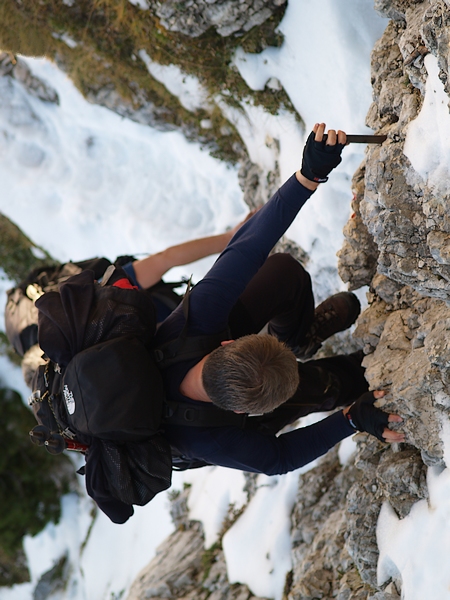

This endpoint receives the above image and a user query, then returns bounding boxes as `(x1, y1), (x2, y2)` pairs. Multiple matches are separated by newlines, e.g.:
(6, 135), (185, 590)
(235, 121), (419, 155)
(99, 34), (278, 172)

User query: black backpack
(4, 256), (184, 358)
(5, 261), (89, 357)
(29, 266), (174, 523)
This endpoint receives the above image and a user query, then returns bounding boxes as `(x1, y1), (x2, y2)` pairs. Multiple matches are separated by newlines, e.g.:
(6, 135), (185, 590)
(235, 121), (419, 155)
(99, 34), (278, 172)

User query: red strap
(65, 440), (89, 452)
(112, 278), (138, 290)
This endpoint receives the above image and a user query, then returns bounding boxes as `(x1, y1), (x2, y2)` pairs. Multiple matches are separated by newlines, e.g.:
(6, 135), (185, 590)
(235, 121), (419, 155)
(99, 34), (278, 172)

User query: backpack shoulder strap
(155, 329), (229, 369)
(154, 278), (230, 368)
(147, 278), (186, 313)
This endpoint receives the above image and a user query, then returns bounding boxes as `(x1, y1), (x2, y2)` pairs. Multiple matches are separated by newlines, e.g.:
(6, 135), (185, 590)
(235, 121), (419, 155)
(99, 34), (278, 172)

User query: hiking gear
(5, 287), (39, 357)
(322, 134), (387, 144)
(294, 292), (361, 360)
(300, 131), (346, 183)
(29, 267), (174, 523)
(346, 391), (390, 442)
(5, 262), (85, 357)
(4, 257), (184, 358)
(144, 278), (186, 318)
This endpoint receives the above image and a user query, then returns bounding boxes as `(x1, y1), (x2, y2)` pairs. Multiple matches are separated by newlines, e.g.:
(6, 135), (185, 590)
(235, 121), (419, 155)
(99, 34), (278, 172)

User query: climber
(156, 122), (405, 474)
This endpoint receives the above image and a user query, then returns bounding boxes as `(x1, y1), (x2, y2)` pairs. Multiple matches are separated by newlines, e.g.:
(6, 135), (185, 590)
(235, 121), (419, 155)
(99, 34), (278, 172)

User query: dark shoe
(294, 292), (361, 360)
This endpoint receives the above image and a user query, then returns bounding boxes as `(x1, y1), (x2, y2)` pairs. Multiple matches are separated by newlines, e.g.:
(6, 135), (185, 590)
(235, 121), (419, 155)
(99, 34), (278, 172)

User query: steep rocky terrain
(1, 1), (449, 598)
(338, 1), (450, 597)
(125, 2), (450, 600)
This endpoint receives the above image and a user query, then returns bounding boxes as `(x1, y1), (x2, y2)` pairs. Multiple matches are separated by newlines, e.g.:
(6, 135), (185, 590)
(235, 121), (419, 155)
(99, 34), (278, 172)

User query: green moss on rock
(0, 214), (54, 285)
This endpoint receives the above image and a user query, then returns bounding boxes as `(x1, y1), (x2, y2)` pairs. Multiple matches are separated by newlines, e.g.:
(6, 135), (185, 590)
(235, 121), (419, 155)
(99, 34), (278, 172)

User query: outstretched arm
(185, 123), (348, 334)
(132, 213), (254, 289)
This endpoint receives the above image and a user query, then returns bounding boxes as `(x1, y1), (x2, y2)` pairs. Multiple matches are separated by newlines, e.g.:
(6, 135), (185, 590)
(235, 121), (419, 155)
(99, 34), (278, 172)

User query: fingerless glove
(301, 131), (346, 183)
(346, 391), (389, 442)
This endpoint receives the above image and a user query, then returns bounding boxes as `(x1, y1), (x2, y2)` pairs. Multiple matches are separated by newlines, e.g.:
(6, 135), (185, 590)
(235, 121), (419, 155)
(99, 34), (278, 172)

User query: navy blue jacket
(156, 174), (355, 474)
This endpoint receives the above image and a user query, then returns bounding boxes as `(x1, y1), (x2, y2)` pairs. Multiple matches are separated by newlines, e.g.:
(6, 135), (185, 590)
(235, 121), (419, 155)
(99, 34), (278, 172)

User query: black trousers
(228, 253), (368, 434)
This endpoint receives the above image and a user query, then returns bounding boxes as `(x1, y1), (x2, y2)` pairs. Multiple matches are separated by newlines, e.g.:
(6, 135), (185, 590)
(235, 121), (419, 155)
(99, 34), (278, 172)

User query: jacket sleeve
(166, 410), (355, 475)
(187, 174), (314, 335)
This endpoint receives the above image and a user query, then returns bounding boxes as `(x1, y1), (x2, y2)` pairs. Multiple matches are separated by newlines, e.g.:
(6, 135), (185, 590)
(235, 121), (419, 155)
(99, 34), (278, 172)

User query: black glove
(301, 131), (346, 183)
(347, 391), (390, 442)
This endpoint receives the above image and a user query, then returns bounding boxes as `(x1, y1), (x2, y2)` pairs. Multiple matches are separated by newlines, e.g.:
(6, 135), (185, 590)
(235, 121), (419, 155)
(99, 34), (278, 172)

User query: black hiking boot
(294, 292), (361, 360)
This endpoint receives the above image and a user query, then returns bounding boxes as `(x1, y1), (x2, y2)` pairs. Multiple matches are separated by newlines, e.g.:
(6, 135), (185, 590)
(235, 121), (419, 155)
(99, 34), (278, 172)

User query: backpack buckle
(26, 283), (44, 302)
(28, 390), (41, 406)
(62, 427), (77, 440)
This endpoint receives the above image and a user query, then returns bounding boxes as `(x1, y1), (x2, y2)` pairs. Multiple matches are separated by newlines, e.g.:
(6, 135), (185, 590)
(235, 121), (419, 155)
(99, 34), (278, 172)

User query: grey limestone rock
(355, 286), (449, 458)
(33, 554), (70, 600)
(237, 156), (279, 211)
(375, 447), (428, 518)
(238, 153), (308, 264)
(126, 521), (205, 600)
(337, 162), (379, 291)
(350, 2), (450, 302)
(335, 2), (450, 597)
(289, 448), (369, 600)
(126, 487), (265, 600)
(84, 82), (183, 133)
(154, 0), (286, 38)
(125, 526), (267, 600)
(0, 52), (59, 104)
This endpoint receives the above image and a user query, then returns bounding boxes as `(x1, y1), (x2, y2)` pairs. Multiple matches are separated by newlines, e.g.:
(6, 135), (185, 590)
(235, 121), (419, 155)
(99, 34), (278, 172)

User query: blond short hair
(202, 334), (299, 413)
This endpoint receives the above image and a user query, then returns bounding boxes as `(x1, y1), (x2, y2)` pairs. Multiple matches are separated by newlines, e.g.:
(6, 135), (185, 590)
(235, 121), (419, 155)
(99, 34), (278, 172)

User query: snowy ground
(3, 2), (449, 600)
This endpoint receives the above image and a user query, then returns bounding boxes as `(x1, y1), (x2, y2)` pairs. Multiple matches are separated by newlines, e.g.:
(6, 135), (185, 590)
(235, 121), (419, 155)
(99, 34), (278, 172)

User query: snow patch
(338, 435), (357, 466)
(128, 0), (150, 9)
(172, 467), (247, 548)
(233, 0), (387, 132)
(377, 466), (450, 598)
(222, 471), (300, 600)
(138, 49), (211, 112)
(52, 32), (79, 49)
(404, 53), (450, 195)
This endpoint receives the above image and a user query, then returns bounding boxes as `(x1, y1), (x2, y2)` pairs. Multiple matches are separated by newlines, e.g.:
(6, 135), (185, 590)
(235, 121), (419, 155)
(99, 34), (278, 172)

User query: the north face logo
(63, 384), (75, 415)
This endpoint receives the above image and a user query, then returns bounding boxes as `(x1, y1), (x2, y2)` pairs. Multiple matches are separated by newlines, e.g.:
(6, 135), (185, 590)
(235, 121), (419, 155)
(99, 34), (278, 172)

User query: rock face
(154, 0), (287, 38)
(333, 1), (450, 598)
(82, 78), (182, 134)
(289, 448), (365, 600)
(360, 2), (450, 301)
(343, 0), (450, 460)
(337, 163), (379, 291)
(126, 488), (265, 600)
(0, 52), (59, 104)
